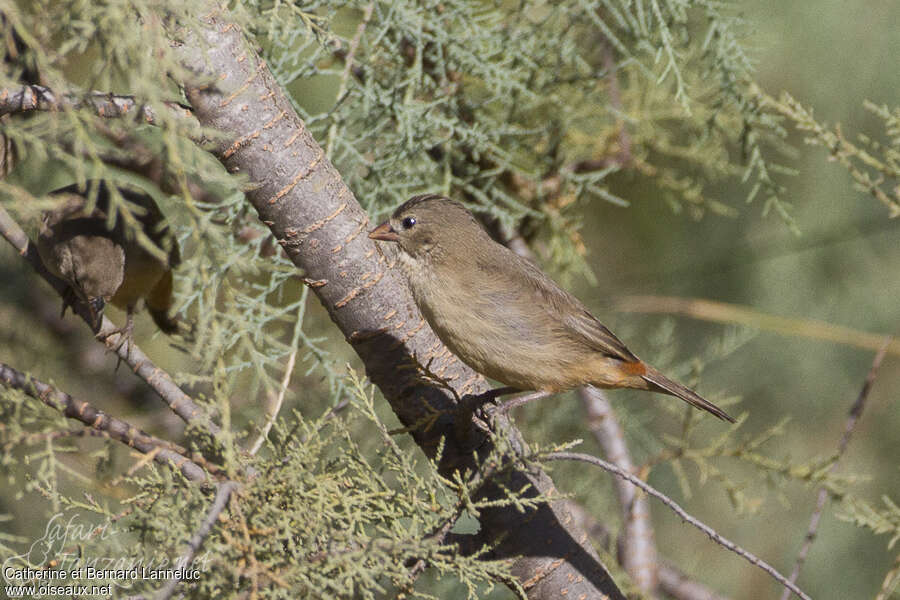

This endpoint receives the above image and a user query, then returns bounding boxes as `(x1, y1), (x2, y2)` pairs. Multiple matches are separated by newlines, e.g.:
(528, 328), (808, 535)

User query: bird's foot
(492, 390), (553, 414)
(459, 386), (520, 413)
(453, 386), (520, 444)
(98, 311), (135, 370)
(409, 354), (465, 403)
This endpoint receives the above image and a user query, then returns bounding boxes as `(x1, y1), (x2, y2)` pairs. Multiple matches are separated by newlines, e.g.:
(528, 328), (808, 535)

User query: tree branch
(875, 553), (900, 600)
(0, 362), (209, 482)
(579, 386), (659, 593)
(503, 222), (657, 592)
(0, 84), (196, 127)
(155, 480), (239, 600)
(615, 295), (900, 357)
(543, 451), (811, 600)
(324, 2), (374, 159)
(657, 566), (731, 600)
(779, 339), (890, 600)
(566, 501), (731, 600)
(0, 204), (219, 436)
(170, 7), (623, 598)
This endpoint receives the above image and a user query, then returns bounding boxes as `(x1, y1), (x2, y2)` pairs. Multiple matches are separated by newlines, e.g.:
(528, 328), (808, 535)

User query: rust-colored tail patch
(621, 360), (648, 376)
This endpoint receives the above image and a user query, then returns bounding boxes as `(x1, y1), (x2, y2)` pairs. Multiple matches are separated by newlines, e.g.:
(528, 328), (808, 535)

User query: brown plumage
(37, 181), (180, 335)
(369, 194), (734, 422)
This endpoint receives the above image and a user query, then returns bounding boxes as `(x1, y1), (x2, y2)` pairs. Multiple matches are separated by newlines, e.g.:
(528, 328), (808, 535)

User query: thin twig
(155, 480), (239, 600)
(657, 565), (731, 600)
(248, 348), (296, 455)
(0, 84), (197, 127)
(0, 362), (208, 482)
(566, 500), (731, 600)
(779, 339), (891, 600)
(324, 2), (374, 159)
(0, 204), (219, 435)
(248, 299), (306, 455)
(875, 553), (900, 600)
(401, 496), (470, 591)
(494, 390), (552, 413)
(579, 386), (658, 592)
(616, 295), (900, 357)
(600, 38), (632, 167)
(543, 451), (812, 600)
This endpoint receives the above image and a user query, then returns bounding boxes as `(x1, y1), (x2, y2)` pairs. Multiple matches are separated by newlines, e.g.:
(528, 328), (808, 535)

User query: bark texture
(175, 8), (623, 598)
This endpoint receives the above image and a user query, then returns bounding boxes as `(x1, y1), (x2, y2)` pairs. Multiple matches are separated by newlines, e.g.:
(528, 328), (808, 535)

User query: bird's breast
(110, 240), (169, 309)
(399, 256), (592, 391)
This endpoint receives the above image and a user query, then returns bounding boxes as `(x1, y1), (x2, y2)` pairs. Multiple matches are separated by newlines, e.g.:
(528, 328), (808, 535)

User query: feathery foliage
(0, 0), (897, 598)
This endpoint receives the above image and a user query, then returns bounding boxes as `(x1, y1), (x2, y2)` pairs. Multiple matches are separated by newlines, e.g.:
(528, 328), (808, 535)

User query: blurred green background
(550, 1), (900, 597)
(0, 1), (898, 599)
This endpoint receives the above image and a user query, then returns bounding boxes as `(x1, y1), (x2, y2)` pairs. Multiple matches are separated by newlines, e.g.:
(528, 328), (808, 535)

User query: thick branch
(0, 362), (208, 482)
(172, 7), (622, 599)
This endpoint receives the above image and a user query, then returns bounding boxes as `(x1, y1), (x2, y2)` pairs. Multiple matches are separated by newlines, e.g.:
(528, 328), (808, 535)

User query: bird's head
(368, 194), (488, 264)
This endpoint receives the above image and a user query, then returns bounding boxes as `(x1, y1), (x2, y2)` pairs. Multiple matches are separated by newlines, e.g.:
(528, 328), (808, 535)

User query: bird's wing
(51, 180), (180, 269)
(120, 186), (180, 268)
(510, 249), (639, 362)
(560, 306), (638, 362)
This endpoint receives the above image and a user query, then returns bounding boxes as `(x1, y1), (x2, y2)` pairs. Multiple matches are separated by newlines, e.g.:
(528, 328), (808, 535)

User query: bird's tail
(146, 269), (180, 335)
(642, 368), (735, 423)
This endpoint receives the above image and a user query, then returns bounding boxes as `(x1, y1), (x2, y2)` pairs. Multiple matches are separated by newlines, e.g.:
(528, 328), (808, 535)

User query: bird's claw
(98, 312), (135, 370)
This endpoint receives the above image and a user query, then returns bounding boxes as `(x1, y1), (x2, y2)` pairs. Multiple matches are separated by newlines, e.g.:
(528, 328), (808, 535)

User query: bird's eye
(401, 216), (416, 229)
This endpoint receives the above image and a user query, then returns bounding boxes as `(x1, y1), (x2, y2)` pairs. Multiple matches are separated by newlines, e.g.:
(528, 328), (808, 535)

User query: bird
(36, 180), (181, 340)
(368, 194), (734, 422)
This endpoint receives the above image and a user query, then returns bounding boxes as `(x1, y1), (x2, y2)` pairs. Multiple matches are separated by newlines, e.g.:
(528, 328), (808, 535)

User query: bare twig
(401, 495), (472, 591)
(543, 451), (812, 600)
(616, 295), (900, 357)
(566, 500), (731, 600)
(599, 38), (632, 168)
(324, 2), (374, 158)
(0, 205), (219, 435)
(579, 386), (658, 592)
(494, 390), (552, 413)
(248, 348), (296, 455)
(155, 480), (239, 600)
(0, 362), (208, 482)
(248, 299), (306, 455)
(657, 566), (731, 600)
(875, 553), (900, 600)
(779, 340), (891, 600)
(0, 84), (197, 128)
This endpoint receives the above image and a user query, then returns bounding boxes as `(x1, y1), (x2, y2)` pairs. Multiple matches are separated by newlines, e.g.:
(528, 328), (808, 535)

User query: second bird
(369, 194), (734, 422)
(37, 181), (180, 336)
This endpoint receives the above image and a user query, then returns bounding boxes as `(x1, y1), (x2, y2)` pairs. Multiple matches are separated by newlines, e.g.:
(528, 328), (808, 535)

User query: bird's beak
(368, 221), (400, 242)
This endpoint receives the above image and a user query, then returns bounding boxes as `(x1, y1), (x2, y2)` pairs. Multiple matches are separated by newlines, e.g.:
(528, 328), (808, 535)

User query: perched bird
(369, 194), (734, 422)
(36, 181), (180, 338)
